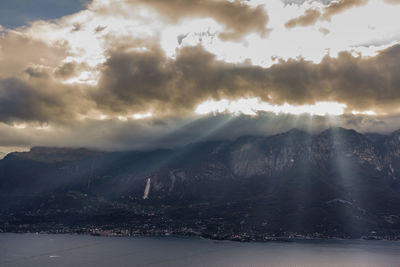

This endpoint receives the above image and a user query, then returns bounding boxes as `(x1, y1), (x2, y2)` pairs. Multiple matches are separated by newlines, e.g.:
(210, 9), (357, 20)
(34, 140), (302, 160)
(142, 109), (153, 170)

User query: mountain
(1, 127), (400, 241)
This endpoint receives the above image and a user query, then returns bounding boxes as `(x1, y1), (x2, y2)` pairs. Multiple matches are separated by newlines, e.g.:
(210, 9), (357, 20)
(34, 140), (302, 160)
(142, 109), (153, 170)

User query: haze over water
(1, 234), (399, 267)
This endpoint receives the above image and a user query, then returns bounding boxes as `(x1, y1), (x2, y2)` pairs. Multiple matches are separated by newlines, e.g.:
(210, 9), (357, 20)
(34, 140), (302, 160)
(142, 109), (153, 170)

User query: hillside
(1, 127), (400, 240)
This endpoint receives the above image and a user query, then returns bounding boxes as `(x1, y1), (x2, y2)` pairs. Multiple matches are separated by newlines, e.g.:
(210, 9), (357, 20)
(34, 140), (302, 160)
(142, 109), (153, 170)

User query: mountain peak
(285, 128), (308, 136)
(9, 146), (102, 163)
(320, 127), (361, 136)
(390, 129), (400, 136)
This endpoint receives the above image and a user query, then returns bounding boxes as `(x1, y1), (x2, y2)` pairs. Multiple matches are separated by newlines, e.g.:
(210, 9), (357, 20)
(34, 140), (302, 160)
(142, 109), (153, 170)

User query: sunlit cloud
(34, 125), (52, 131)
(62, 70), (100, 85)
(195, 98), (347, 116)
(0, 0), (400, 151)
(351, 110), (377, 116)
(133, 112), (153, 120)
(13, 123), (27, 129)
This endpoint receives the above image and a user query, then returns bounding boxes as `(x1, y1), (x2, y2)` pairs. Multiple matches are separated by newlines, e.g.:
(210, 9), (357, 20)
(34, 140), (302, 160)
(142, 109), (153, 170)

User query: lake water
(0, 234), (399, 267)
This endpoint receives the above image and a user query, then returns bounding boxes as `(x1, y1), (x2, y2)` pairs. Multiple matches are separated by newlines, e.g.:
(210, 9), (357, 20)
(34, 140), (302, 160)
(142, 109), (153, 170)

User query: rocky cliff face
(230, 129), (310, 177)
(227, 127), (388, 179)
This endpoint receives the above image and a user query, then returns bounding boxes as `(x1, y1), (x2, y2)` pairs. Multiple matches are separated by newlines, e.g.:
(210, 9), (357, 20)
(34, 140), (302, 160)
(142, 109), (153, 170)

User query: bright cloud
(195, 98), (347, 116)
(0, 0), (400, 150)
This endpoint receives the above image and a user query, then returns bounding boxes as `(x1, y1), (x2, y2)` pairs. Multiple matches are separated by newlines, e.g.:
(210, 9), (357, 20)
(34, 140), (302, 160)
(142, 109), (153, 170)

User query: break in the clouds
(0, 0), (91, 28)
(1, 0), (400, 152)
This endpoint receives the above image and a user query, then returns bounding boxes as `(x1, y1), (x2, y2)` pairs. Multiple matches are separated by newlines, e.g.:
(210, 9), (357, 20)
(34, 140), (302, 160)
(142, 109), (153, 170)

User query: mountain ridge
(1, 127), (400, 241)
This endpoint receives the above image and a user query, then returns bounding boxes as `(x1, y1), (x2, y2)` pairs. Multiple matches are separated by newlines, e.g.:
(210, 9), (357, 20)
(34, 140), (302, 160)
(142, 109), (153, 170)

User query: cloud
(108, 0), (270, 41)
(1, 0), (400, 151)
(256, 44), (400, 113)
(54, 62), (90, 79)
(92, 42), (400, 117)
(285, 9), (321, 28)
(92, 44), (270, 116)
(2, 24), (400, 126)
(382, 0), (400, 3)
(0, 31), (68, 77)
(322, 0), (368, 20)
(0, 77), (91, 124)
(319, 27), (330, 34)
(285, 0), (368, 29)
(54, 62), (78, 78)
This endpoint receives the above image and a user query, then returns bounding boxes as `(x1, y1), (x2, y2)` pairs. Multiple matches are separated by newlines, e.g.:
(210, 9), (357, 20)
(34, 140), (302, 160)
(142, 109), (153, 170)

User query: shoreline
(1, 229), (399, 244)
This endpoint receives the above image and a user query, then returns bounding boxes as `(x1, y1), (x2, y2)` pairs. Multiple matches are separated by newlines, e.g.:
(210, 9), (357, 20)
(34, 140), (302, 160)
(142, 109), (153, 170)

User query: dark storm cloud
(1, 20), (400, 149)
(0, 78), (61, 123)
(124, 0), (269, 40)
(0, 30), (93, 125)
(285, 0), (368, 29)
(2, 32), (400, 125)
(2, 0), (400, 153)
(92, 45), (269, 115)
(93, 43), (400, 116)
(252, 44), (400, 113)
(0, 77), (90, 124)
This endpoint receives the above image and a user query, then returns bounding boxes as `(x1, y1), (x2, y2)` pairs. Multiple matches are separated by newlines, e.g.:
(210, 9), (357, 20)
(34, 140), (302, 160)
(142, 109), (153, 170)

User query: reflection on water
(0, 233), (399, 267)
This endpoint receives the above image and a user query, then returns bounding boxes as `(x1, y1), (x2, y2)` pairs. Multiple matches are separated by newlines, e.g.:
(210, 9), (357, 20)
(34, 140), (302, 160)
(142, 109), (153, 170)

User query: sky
(0, 0), (90, 28)
(1, 0), (400, 155)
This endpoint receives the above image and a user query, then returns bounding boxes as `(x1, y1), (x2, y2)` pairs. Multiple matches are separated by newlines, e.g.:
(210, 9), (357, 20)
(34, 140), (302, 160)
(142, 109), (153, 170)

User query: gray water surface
(0, 233), (399, 267)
